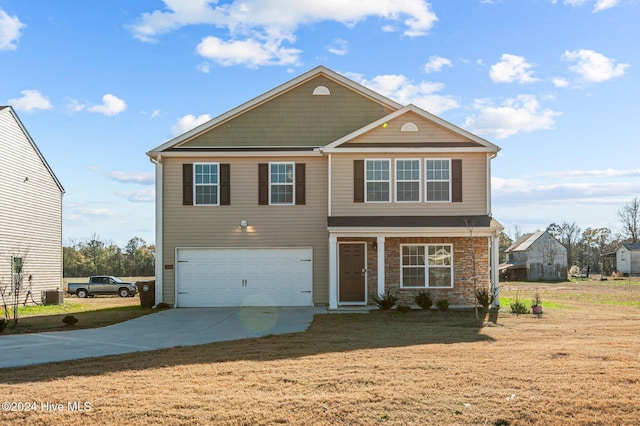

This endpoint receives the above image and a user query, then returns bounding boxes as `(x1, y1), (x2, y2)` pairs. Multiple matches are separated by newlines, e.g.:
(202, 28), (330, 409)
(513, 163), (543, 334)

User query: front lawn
(1, 279), (639, 424)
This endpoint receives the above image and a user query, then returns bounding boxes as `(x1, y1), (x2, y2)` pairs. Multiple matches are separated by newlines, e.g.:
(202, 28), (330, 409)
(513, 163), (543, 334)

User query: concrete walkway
(0, 307), (325, 369)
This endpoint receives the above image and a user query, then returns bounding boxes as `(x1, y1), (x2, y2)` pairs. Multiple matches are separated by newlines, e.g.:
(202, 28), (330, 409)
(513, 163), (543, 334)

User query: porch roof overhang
(328, 215), (502, 237)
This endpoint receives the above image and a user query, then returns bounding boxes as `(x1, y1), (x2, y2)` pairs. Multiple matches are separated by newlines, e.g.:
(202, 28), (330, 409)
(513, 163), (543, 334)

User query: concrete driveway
(0, 307), (326, 369)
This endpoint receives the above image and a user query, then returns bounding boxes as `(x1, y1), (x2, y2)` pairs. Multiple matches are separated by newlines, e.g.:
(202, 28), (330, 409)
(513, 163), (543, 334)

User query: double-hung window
(194, 163), (219, 205)
(365, 159), (390, 202)
(401, 244), (453, 288)
(270, 162), (294, 205)
(425, 159), (451, 202)
(395, 159), (420, 202)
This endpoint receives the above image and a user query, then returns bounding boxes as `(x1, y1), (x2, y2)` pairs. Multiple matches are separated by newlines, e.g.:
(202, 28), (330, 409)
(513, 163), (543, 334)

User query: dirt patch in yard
(1, 280), (639, 425)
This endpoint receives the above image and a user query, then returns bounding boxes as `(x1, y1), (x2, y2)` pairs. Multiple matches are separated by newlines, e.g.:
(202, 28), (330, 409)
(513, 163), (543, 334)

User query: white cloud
(88, 94), (127, 116)
(552, 77), (570, 88)
(0, 8), (25, 51)
(558, 0), (620, 12)
(424, 56), (452, 74)
(130, 1), (438, 67)
(563, 49), (629, 83)
(464, 95), (561, 139)
(197, 61), (211, 73)
(538, 168), (640, 179)
(116, 189), (155, 203)
(107, 171), (155, 185)
(348, 73), (459, 115)
(171, 113), (212, 136)
(150, 110), (161, 119)
(489, 54), (538, 84)
(8, 90), (53, 112)
(65, 98), (86, 113)
(327, 38), (348, 56)
(196, 36), (301, 67)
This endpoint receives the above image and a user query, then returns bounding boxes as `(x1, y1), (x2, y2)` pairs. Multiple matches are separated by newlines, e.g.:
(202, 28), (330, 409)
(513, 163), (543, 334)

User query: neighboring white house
(0, 106), (64, 303)
(500, 231), (568, 281)
(611, 243), (640, 275)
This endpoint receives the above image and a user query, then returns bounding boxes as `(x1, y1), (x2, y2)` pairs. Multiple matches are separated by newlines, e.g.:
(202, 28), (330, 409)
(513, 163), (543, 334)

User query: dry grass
(1, 279), (640, 425)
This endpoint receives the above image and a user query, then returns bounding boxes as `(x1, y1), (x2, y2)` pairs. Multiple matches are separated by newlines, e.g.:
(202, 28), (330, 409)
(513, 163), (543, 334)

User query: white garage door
(176, 247), (313, 307)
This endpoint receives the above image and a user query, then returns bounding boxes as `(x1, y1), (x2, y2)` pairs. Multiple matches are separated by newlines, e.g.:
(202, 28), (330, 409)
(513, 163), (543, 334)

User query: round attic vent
(400, 122), (419, 132)
(312, 86), (331, 95)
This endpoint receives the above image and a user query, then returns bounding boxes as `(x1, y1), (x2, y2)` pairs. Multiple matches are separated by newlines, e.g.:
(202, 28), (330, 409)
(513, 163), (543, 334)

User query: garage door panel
(176, 248), (312, 307)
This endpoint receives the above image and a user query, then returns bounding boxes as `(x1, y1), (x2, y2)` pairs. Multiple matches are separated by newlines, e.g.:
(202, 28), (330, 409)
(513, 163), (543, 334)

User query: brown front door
(339, 243), (366, 303)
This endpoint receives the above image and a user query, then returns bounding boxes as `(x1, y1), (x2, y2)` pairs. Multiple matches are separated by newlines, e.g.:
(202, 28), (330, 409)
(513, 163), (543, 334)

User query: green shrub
(372, 290), (398, 310)
(396, 304), (411, 313)
(510, 291), (529, 314)
(509, 301), (529, 314)
(414, 291), (433, 310)
(475, 288), (491, 309)
(436, 299), (449, 311)
(0, 318), (6, 332)
(62, 315), (78, 326)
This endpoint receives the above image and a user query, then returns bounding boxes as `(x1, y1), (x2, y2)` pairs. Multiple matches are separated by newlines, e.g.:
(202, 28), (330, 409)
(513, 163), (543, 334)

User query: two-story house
(0, 106), (64, 302)
(147, 66), (502, 309)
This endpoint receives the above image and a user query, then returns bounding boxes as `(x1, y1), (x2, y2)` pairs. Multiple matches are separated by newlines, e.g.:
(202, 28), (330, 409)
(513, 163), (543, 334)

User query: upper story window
(194, 163), (219, 205)
(270, 162), (294, 205)
(365, 159), (390, 202)
(395, 159), (420, 202)
(426, 159), (450, 202)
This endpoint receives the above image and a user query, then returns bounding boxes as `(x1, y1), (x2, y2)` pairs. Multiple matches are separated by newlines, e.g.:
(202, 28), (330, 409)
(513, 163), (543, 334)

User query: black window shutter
(220, 164), (230, 205)
(354, 160), (364, 203)
(258, 163), (269, 205)
(295, 163), (306, 205)
(452, 159), (462, 203)
(183, 164), (193, 206)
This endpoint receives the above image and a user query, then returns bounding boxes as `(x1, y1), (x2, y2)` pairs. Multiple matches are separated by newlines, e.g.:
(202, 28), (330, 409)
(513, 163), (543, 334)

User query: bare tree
(547, 222), (581, 266)
(0, 252), (30, 328)
(617, 197), (639, 243)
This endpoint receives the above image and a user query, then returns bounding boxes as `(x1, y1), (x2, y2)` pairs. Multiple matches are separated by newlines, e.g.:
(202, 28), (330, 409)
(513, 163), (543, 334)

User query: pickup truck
(67, 276), (138, 298)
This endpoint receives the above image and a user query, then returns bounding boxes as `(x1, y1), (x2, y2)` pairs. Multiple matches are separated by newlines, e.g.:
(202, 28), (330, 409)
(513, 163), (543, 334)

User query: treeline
(64, 235), (155, 278)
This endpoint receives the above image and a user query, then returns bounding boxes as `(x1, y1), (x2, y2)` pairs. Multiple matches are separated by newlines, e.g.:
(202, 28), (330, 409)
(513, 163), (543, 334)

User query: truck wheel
(77, 289), (88, 298)
(119, 288), (130, 298)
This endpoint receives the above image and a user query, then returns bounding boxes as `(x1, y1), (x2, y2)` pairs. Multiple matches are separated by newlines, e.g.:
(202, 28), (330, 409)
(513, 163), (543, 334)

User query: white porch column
(490, 233), (500, 308)
(329, 236), (338, 309)
(377, 236), (385, 296)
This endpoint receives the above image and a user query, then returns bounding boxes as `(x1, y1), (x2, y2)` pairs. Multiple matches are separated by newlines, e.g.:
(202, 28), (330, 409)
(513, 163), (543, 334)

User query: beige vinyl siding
(331, 152), (488, 216)
(161, 155), (329, 305)
(181, 75), (395, 148)
(347, 111), (470, 144)
(0, 109), (63, 295)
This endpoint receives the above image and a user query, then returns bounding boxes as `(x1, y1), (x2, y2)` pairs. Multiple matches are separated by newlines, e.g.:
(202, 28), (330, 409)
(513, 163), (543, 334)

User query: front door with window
(339, 243), (366, 303)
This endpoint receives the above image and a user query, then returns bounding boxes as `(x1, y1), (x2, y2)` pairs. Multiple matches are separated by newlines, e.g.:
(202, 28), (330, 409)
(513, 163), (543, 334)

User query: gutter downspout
(149, 154), (163, 307)
(487, 151), (500, 308)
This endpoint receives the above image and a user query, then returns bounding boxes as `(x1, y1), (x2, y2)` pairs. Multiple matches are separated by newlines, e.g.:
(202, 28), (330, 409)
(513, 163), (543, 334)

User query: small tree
(618, 197), (639, 243)
(0, 252), (30, 328)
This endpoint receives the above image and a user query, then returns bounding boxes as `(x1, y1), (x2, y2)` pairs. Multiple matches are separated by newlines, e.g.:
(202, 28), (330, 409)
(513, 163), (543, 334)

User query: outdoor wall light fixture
(239, 220), (249, 229)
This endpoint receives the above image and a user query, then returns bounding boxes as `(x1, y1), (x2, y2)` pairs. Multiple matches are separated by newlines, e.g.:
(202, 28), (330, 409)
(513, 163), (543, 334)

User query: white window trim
(365, 158), (392, 203)
(394, 158), (421, 203)
(400, 243), (454, 289)
(193, 162), (220, 206)
(269, 161), (295, 205)
(425, 158), (452, 203)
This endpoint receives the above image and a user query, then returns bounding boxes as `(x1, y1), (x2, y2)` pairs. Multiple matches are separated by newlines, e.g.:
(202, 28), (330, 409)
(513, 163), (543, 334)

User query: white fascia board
(323, 147), (498, 154)
(148, 150), (324, 158)
(148, 66), (403, 154)
(323, 104), (500, 152)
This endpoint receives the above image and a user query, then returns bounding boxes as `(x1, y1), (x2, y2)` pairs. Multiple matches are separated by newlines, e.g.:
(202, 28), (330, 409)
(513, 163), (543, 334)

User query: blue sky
(1, 0), (638, 246)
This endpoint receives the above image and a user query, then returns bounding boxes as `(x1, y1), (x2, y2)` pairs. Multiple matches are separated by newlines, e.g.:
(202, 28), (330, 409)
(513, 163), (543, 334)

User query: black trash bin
(136, 280), (155, 308)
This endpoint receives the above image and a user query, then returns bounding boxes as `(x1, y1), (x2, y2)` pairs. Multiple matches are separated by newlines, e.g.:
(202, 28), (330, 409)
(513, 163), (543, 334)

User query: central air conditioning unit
(41, 290), (64, 305)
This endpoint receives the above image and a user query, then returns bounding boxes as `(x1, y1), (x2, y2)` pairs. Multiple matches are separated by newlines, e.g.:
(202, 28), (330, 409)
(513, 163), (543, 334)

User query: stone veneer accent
(338, 236), (490, 307)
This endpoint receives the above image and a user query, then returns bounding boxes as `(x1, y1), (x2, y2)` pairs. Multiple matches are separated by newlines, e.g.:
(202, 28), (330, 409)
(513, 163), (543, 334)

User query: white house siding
(160, 155), (328, 305)
(616, 246), (640, 275)
(0, 108), (63, 298)
(330, 152), (488, 217)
